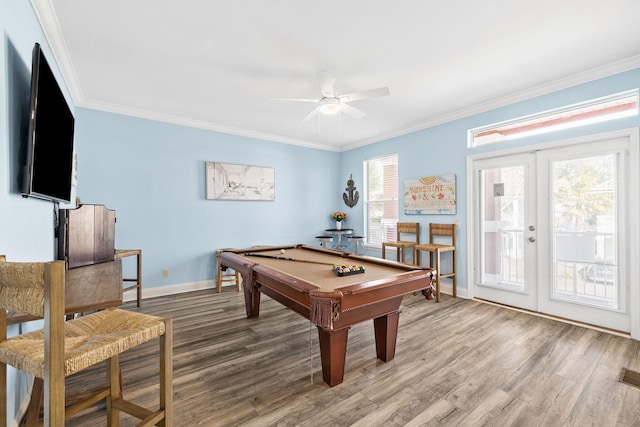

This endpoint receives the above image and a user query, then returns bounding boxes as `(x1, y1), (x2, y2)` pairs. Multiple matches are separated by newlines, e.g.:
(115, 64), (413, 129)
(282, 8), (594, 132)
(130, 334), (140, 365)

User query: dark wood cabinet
(57, 204), (115, 269)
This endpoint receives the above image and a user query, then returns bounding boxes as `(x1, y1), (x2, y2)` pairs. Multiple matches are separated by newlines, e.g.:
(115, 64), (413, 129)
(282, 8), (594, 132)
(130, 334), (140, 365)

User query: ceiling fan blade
(273, 97), (319, 103)
(340, 103), (366, 119)
(339, 87), (390, 102)
(302, 106), (321, 122)
(317, 72), (336, 98)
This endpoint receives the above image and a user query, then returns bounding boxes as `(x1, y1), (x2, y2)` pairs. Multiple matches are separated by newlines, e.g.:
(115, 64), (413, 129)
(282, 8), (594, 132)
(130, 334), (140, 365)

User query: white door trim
(466, 128), (639, 339)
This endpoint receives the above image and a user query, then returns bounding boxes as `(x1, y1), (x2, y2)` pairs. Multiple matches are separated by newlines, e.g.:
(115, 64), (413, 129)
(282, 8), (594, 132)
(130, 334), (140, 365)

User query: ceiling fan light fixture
(319, 97), (341, 115)
(277, 73), (389, 122)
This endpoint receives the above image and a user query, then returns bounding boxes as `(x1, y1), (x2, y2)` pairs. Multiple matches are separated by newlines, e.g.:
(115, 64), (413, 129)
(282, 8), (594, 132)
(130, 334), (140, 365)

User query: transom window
(470, 90), (639, 147)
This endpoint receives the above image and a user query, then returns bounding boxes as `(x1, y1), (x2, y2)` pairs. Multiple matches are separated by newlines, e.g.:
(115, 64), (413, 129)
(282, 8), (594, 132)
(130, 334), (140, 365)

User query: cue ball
(280, 249), (286, 254)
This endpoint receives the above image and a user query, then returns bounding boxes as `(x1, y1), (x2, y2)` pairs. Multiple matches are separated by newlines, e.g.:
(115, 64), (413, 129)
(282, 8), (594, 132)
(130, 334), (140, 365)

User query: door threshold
(473, 297), (630, 338)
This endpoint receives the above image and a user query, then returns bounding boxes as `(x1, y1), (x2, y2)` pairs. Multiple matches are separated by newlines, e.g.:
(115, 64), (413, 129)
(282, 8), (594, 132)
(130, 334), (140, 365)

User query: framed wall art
(206, 161), (275, 201)
(404, 173), (456, 214)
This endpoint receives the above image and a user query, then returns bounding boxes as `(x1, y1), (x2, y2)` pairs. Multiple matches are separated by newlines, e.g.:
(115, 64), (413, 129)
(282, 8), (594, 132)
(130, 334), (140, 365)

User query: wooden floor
(63, 288), (640, 426)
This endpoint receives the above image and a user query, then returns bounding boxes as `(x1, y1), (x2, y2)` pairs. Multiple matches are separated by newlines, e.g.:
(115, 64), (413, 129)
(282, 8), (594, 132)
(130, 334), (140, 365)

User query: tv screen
(21, 43), (75, 204)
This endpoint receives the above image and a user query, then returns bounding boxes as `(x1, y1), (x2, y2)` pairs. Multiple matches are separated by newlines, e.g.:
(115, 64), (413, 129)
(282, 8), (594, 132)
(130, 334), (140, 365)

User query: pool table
(219, 244), (434, 386)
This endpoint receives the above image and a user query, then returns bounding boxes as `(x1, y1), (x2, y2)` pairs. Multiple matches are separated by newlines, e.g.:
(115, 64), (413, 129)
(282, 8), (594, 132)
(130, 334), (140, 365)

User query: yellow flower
(332, 212), (347, 222)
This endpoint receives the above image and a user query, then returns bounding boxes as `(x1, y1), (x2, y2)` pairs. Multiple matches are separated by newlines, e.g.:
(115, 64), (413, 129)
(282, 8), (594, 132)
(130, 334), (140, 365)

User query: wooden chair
(414, 223), (456, 302)
(115, 249), (143, 307)
(381, 222), (420, 264)
(0, 256), (172, 426)
(216, 249), (242, 292)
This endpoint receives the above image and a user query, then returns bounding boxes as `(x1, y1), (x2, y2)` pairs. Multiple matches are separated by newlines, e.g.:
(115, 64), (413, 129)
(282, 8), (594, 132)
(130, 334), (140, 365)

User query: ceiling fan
(276, 72), (390, 122)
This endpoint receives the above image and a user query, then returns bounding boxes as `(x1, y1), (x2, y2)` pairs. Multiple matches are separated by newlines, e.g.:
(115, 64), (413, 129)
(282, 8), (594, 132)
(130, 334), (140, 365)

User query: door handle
(528, 237), (536, 242)
(529, 225), (536, 231)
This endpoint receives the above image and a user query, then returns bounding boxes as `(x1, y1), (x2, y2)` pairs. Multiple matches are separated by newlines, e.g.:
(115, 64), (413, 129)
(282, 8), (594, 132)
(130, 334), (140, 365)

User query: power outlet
(162, 269), (169, 277)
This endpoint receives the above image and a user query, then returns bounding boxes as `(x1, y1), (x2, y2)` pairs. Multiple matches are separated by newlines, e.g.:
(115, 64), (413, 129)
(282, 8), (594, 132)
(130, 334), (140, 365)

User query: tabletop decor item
(333, 264), (365, 276)
(332, 211), (347, 229)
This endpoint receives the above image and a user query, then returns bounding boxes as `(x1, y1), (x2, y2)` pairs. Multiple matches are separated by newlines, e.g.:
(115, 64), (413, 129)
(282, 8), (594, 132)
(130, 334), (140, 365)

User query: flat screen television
(21, 42), (75, 204)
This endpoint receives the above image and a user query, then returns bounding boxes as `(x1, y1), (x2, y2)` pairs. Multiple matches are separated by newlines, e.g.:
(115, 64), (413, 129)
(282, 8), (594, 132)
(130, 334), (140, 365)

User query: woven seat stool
(414, 223), (457, 303)
(0, 258), (172, 427)
(381, 222), (420, 264)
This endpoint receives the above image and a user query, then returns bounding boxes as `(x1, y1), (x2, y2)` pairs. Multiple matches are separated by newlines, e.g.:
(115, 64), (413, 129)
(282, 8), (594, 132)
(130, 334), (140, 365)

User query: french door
(471, 132), (637, 332)
(474, 153), (537, 311)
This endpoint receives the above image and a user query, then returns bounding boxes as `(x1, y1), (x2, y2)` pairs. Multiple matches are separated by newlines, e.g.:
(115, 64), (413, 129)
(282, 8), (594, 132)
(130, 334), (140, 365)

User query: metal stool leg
(349, 236), (363, 254)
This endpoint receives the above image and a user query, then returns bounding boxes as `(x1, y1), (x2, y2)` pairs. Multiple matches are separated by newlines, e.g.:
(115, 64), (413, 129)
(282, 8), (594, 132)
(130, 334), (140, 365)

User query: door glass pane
(480, 166), (525, 291)
(552, 154), (618, 309)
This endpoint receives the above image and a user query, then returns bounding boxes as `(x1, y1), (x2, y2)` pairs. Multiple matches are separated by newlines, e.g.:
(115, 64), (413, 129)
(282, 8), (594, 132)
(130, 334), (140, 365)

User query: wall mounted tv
(21, 42), (75, 204)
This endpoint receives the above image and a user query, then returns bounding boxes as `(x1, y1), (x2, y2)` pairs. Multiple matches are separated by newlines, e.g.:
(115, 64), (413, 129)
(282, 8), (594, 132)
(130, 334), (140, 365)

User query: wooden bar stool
(115, 249), (143, 307)
(414, 223), (456, 302)
(381, 222), (420, 264)
(0, 256), (172, 426)
(216, 248), (242, 292)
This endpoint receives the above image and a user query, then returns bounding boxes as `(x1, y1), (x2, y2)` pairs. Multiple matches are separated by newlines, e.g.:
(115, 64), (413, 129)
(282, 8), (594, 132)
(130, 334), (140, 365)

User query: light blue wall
(74, 109), (339, 288)
(1, 3), (74, 423)
(1, 2), (65, 261)
(343, 68), (640, 294)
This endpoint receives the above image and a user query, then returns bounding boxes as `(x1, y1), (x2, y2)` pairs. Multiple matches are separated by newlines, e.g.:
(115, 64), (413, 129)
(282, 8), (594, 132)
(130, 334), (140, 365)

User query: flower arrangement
(332, 211), (347, 222)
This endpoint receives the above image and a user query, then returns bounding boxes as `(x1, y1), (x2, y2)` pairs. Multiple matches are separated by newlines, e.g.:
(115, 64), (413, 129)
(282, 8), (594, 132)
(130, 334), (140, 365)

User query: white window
(364, 153), (398, 247)
(469, 90), (639, 147)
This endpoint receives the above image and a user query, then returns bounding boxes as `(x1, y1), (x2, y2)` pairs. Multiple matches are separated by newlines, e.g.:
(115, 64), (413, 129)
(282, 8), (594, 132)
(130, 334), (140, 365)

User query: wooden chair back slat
(397, 222), (420, 243)
(0, 260), (48, 317)
(430, 223), (456, 245)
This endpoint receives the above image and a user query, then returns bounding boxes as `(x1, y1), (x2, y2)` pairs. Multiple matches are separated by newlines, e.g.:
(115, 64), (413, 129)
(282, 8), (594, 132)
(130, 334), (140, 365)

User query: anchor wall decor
(343, 174), (359, 207)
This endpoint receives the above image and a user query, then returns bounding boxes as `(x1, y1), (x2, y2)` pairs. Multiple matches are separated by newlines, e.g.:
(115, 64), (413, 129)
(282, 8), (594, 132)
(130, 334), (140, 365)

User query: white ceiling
(32, 0), (640, 152)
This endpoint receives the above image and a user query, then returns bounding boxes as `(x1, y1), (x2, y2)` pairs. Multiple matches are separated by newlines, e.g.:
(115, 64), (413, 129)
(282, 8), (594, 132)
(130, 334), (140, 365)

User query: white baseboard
(123, 279), (218, 302)
(439, 283), (469, 299)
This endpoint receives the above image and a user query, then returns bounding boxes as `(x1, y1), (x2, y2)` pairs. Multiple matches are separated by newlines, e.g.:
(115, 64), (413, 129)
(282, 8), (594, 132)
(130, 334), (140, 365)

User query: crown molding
(31, 0), (640, 153)
(344, 55), (640, 151)
(30, 0), (84, 103)
(79, 99), (341, 152)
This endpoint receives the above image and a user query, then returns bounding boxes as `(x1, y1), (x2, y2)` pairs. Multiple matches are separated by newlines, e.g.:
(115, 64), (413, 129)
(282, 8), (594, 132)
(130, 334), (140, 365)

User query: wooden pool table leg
(317, 327), (350, 387)
(374, 311), (400, 362)
(243, 279), (261, 318)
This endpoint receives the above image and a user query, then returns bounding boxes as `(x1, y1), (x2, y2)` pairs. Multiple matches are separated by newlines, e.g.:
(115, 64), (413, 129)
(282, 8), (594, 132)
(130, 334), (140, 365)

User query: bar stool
(381, 222), (420, 263)
(414, 223), (456, 302)
(315, 235), (333, 248)
(216, 249), (242, 292)
(114, 249), (142, 307)
(0, 257), (172, 426)
(348, 236), (364, 254)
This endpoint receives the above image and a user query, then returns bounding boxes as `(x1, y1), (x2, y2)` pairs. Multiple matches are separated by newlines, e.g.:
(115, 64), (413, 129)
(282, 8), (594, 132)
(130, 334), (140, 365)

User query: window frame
(363, 153), (398, 248)
(469, 90), (639, 148)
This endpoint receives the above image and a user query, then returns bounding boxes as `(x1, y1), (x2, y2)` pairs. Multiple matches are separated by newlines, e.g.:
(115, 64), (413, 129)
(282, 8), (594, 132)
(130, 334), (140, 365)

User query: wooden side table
(216, 249), (242, 292)
(115, 249), (142, 307)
